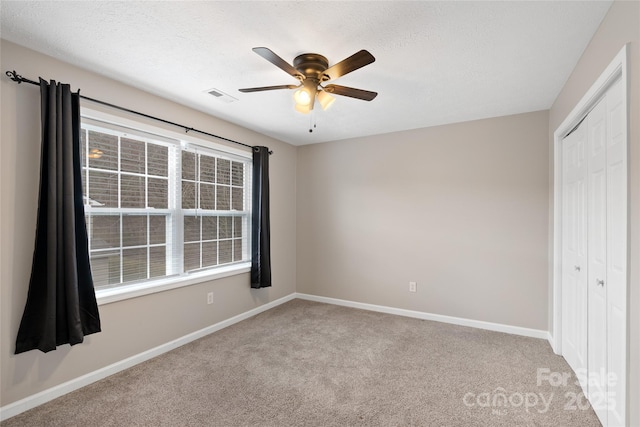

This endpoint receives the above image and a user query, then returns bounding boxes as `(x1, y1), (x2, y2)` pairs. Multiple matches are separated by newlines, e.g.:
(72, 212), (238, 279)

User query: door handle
(574, 265), (581, 272)
(596, 279), (605, 287)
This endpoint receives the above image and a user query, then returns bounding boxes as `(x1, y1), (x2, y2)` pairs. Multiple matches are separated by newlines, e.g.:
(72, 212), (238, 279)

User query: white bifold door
(561, 77), (626, 427)
(561, 116), (588, 378)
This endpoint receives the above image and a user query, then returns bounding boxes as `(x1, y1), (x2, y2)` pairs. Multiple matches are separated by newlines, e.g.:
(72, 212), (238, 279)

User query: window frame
(81, 107), (252, 306)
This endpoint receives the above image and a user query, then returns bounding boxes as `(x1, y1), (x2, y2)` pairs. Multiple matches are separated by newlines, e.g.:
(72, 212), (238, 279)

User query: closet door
(587, 95), (608, 423)
(586, 77), (626, 427)
(561, 122), (588, 378)
(604, 77), (626, 427)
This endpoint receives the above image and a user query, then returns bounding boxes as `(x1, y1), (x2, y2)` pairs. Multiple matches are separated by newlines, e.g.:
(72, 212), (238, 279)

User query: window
(181, 150), (246, 271)
(80, 117), (251, 293)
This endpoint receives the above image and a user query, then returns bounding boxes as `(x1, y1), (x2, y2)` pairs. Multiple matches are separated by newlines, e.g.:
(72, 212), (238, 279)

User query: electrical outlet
(409, 281), (417, 293)
(207, 292), (214, 305)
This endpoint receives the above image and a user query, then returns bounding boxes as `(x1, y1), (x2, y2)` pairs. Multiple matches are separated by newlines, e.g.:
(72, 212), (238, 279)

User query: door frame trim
(551, 44), (629, 421)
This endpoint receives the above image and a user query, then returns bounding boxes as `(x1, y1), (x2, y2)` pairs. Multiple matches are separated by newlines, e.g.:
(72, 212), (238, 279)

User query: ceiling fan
(239, 47), (377, 114)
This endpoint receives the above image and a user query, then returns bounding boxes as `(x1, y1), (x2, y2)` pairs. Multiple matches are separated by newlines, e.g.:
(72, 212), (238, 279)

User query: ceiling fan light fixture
(294, 87), (312, 106)
(317, 89), (335, 111)
(294, 78), (318, 109)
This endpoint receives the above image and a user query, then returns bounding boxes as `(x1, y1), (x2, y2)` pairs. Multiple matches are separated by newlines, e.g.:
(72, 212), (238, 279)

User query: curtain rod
(5, 70), (272, 154)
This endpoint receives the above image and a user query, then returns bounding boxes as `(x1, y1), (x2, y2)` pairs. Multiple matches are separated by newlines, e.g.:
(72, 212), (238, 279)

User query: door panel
(587, 95), (608, 425)
(605, 78), (626, 427)
(561, 122), (587, 377)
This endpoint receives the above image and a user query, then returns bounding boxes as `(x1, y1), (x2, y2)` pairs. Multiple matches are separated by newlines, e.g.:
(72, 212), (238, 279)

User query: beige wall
(0, 40), (297, 407)
(547, 1), (640, 424)
(297, 111), (550, 330)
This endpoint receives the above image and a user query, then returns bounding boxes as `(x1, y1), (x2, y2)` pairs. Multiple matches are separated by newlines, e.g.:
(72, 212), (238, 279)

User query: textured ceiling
(1, 1), (612, 146)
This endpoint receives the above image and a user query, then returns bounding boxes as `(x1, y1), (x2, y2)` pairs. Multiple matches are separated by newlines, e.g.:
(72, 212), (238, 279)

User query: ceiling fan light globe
(294, 88), (312, 106)
(317, 90), (335, 111)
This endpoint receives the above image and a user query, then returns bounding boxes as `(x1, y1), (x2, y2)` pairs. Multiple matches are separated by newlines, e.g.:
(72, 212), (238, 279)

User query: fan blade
(322, 50), (375, 81)
(239, 84), (299, 93)
(252, 47), (304, 80)
(324, 84), (377, 101)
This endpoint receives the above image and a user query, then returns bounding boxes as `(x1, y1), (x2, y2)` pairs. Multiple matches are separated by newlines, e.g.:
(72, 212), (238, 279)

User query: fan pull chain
(309, 111), (317, 133)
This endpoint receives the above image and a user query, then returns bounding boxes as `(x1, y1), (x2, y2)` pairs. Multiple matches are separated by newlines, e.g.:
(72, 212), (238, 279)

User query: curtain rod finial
(5, 70), (22, 83)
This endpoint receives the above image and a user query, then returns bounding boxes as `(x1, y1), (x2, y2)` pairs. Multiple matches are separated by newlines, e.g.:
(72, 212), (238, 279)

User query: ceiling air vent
(205, 88), (238, 104)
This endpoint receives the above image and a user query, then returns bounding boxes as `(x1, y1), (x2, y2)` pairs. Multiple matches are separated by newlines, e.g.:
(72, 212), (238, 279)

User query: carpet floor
(2, 299), (601, 426)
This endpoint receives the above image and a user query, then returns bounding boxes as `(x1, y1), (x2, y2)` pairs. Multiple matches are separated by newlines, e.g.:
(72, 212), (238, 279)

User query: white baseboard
(0, 293), (296, 422)
(295, 293), (549, 340)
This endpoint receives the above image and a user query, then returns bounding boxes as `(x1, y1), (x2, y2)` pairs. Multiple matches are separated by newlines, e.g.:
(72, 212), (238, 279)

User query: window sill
(96, 262), (251, 305)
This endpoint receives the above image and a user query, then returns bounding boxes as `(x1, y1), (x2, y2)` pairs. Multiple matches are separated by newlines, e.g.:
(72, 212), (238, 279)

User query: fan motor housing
(293, 53), (329, 80)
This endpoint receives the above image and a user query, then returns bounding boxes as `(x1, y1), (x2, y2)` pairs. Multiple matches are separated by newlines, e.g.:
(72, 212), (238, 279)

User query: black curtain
(251, 146), (272, 288)
(15, 79), (101, 354)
